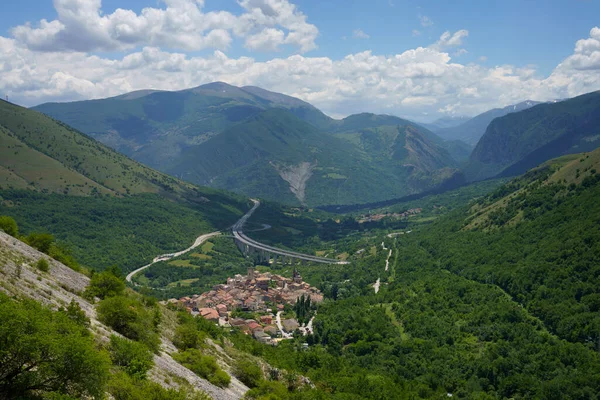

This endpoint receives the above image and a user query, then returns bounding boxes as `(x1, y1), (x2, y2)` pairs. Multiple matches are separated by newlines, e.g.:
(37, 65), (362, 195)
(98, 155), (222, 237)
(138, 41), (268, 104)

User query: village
(167, 267), (323, 344)
(357, 207), (422, 223)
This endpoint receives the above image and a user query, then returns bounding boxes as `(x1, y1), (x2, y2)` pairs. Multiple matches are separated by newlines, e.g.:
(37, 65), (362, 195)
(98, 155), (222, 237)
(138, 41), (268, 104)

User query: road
(234, 199), (349, 265)
(373, 241), (393, 293)
(126, 231), (221, 283)
(275, 311), (292, 339)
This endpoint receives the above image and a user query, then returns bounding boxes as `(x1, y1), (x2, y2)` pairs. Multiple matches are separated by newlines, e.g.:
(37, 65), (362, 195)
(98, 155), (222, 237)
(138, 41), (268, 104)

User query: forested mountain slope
(466, 91), (600, 181)
(33, 84), (463, 206)
(435, 100), (541, 146)
(0, 100), (249, 271)
(238, 150), (600, 398)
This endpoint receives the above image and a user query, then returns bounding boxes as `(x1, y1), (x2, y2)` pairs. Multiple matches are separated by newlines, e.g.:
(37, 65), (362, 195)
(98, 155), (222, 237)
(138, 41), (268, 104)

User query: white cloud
(2, 10), (600, 122)
(479, 56), (488, 62)
(11, 0), (318, 53)
(454, 48), (468, 57)
(412, 29), (421, 37)
(431, 30), (469, 50)
(352, 29), (370, 39)
(419, 15), (433, 27)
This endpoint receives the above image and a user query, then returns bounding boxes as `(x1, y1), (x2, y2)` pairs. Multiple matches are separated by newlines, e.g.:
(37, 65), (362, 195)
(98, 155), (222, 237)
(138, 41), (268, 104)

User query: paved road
(234, 199), (349, 265)
(275, 311), (292, 339)
(126, 231), (221, 283)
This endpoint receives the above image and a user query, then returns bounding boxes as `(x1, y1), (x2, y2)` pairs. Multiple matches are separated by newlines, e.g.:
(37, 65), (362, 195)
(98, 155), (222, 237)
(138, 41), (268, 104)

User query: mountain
(33, 85), (462, 206)
(466, 91), (600, 181)
(420, 115), (470, 132)
(165, 109), (460, 206)
(436, 100), (542, 146)
(0, 99), (248, 270)
(33, 82), (332, 169)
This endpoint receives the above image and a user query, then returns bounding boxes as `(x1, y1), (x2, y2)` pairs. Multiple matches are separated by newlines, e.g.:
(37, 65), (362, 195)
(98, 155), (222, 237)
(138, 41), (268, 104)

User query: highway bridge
(233, 200), (349, 265)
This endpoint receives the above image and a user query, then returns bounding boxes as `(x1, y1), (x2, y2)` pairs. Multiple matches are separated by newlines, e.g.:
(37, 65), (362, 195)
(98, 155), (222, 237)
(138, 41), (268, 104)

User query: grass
(167, 278), (199, 288)
(168, 260), (194, 267)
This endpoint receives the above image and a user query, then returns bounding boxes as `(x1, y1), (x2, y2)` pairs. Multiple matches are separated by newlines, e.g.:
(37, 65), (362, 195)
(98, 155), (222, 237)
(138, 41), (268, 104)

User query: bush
(0, 215), (18, 237)
(173, 349), (231, 388)
(108, 335), (154, 380)
(96, 296), (161, 352)
(173, 323), (203, 350)
(108, 371), (211, 400)
(36, 258), (50, 272)
(0, 293), (110, 399)
(233, 359), (263, 388)
(85, 271), (125, 299)
(25, 232), (55, 254)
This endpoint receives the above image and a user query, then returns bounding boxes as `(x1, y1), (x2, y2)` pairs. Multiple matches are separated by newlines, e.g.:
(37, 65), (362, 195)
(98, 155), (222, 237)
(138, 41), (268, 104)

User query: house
(199, 308), (219, 322)
(216, 304), (228, 317)
(263, 325), (278, 337)
(256, 277), (270, 290)
(247, 321), (262, 332)
(282, 318), (299, 332)
(260, 315), (273, 325)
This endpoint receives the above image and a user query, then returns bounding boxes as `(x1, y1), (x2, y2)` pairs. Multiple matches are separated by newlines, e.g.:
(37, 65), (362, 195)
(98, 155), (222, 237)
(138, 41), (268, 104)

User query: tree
(85, 271), (126, 299)
(233, 360), (263, 388)
(0, 216), (18, 237)
(25, 232), (54, 254)
(108, 335), (154, 380)
(0, 294), (109, 399)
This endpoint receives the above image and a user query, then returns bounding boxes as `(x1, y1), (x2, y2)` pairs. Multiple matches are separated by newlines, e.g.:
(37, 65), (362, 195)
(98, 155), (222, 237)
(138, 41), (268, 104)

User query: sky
(0, 0), (599, 121)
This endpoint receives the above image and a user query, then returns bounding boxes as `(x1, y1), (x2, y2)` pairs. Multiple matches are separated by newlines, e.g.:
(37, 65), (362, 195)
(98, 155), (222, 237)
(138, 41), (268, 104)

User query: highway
(234, 199), (349, 265)
(126, 231), (221, 283)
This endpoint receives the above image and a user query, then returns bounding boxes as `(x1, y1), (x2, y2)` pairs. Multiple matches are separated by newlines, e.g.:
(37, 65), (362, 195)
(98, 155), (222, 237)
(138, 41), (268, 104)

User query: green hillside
(33, 84), (464, 207)
(33, 82), (331, 169)
(436, 100), (541, 146)
(165, 109), (459, 206)
(466, 91), (600, 181)
(0, 99), (249, 271)
(225, 150), (600, 398)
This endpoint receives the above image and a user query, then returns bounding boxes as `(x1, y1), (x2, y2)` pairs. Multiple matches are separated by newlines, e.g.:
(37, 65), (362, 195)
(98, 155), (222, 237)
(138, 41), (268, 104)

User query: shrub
(0, 293), (110, 399)
(36, 258), (50, 272)
(96, 296), (161, 352)
(25, 232), (55, 254)
(0, 215), (18, 237)
(108, 335), (154, 380)
(85, 271), (125, 299)
(173, 323), (203, 350)
(173, 349), (231, 387)
(233, 359), (263, 388)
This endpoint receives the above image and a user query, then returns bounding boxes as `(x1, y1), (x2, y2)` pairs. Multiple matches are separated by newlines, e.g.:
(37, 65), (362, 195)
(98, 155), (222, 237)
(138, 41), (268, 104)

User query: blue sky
(0, 0), (599, 120)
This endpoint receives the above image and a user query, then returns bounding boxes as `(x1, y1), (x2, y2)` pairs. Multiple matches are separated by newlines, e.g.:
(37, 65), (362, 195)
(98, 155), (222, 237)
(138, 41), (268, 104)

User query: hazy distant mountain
(420, 116), (471, 132)
(465, 91), (600, 181)
(33, 83), (463, 206)
(436, 100), (542, 146)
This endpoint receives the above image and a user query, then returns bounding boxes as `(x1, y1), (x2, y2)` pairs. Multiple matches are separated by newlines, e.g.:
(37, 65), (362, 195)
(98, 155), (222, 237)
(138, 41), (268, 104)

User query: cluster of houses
(167, 267), (322, 344)
(357, 208), (422, 223)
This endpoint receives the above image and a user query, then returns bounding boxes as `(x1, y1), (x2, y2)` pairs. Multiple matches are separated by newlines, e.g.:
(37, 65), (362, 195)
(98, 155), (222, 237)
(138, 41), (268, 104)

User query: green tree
(233, 359), (263, 388)
(36, 258), (50, 272)
(85, 271), (126, 299)
(25, 232), (55, 254)
(0, 293), (109, 399)
(108, 335), (154, 380)
(0, 215), (18, 237)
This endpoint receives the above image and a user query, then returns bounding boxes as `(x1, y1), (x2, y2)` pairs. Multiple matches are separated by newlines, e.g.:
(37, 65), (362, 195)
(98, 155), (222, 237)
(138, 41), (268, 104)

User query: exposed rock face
(272, 161), (316, 204)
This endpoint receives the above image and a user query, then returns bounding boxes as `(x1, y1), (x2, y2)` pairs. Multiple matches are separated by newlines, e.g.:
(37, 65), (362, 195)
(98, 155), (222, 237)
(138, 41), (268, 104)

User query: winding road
(127, 198), (346, 284)
(233, 199), (349, 265)
(126, 231), (221, 283)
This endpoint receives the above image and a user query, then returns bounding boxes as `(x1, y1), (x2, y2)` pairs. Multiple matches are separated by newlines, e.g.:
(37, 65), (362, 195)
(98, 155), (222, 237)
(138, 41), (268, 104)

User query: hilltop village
(168, 267), (323, 344)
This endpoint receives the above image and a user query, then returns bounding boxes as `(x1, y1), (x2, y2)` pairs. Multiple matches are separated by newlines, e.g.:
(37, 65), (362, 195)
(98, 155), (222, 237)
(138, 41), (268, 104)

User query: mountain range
(33, 83), (463, 206)
(466, 91), (600, 181)
(431, 100), (542, 146)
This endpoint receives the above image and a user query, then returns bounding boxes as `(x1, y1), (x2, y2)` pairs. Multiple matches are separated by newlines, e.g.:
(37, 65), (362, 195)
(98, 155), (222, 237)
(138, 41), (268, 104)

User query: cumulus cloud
(352, 29), (370, 39)
(2, 12), (600, 121)
(11, 0), (318, 53)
